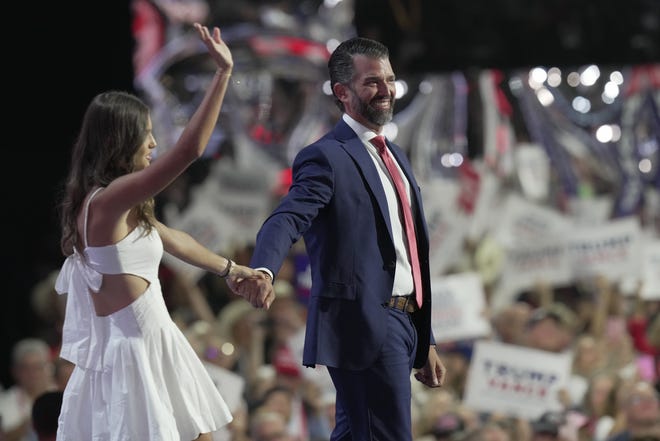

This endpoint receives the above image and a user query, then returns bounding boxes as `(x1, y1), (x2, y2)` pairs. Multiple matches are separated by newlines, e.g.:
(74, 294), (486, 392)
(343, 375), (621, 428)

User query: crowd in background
(1, 228), (658, 440)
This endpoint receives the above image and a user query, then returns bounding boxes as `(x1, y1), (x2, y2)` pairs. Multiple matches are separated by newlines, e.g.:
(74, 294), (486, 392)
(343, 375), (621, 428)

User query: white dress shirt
(342, 114), (415, 297)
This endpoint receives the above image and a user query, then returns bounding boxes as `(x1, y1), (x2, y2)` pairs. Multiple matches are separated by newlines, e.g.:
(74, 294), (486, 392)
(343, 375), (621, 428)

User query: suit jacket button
(387, 261), (396, 270)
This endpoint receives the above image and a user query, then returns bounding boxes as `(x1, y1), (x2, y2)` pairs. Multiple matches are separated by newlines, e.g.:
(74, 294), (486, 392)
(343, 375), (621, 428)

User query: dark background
(356, 0), (660, 72)
(2, 2), (135, 386)
(2, 0), (658, 387)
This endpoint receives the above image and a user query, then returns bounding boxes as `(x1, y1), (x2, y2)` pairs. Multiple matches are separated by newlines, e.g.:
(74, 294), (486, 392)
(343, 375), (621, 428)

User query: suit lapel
(332, 120), (429, 246)
(334, 121), (394, 238)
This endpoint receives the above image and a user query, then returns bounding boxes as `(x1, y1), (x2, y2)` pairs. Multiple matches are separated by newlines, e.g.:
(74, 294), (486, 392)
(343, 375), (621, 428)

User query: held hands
(414, 346), (447, 388)
(227, 263), (264, 280)
(193, 22), (233, 73)
(226, 270), (275, 310)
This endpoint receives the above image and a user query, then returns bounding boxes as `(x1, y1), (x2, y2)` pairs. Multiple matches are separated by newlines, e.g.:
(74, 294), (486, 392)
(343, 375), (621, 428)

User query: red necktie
(371, 135), (423, 308)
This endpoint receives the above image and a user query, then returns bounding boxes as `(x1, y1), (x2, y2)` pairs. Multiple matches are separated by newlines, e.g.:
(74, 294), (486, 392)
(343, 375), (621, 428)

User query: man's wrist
(256, 268), (273, 283)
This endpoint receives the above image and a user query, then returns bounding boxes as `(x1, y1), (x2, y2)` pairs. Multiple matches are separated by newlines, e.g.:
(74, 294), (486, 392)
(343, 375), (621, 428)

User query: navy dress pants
(327, 307), (418, 441)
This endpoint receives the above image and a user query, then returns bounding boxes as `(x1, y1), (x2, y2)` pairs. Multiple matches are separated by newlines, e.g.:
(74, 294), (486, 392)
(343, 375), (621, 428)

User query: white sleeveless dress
(55, 188), (232, 440)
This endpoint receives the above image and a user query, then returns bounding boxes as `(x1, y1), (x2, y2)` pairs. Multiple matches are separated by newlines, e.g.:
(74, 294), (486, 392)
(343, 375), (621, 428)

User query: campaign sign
(431, 272), (492, 343)
(567, 216), (642, 280)
(493, 193), (572, 247)
(423, 178), (469, 276)
(641, 241), (660, 300)
(499, 241), (572, 294)
(463, 340), (572, 419)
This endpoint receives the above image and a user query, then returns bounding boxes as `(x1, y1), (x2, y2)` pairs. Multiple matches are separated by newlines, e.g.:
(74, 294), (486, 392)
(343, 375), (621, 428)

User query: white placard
(566, 216), (642, 281)
(499, 241), (572, 294)
(567, 195), (613, 226)
(463, 340), (573, 419)
(515, 143), (550, 202)
(467, 168), (503, 241)
(493, 193), (572, 247)
(641, 241), (660, 300)
(431, 272), (492, 343)
(423, 178), (469, 276)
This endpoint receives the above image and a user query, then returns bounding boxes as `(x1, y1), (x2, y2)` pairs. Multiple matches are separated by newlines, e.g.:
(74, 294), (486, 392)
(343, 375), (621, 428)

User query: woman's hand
(193, 22), (233, 73)
(230, 264), (266, 280)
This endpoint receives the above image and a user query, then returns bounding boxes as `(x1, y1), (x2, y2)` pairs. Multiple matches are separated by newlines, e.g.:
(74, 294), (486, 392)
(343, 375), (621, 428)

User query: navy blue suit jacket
(250, 119), (435, 370)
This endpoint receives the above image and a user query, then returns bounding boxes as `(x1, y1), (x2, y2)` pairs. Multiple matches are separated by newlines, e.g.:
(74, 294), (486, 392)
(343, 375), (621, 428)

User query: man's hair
(328, 37), (389, 111)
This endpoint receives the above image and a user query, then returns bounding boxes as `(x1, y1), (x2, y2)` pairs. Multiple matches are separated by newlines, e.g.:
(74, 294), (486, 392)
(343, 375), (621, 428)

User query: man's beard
(350, 89), (394, 126)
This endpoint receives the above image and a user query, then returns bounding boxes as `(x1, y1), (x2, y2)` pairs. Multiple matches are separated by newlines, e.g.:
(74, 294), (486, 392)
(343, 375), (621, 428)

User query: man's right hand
(227, 273), (275, 309)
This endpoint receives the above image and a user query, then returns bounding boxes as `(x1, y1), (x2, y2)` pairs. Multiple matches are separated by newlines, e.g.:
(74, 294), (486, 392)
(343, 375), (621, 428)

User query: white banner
(567, 216), (642, 281)
(641, 241), (660, 300)
(499, 241), (572, 295)
(515, 143), (550, 202)
(431, 272), (492, 343)
(463, 340), (572, 419)
(567, 195), (613, 226)
(493, 193), (572, 247)
(423, 178), (469, 277)
(467, 168), (503, 241)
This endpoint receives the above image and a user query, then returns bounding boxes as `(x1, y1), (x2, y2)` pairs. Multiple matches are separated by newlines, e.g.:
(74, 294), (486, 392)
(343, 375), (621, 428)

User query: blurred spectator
(523, 303), (578, 353)
(588, 277), (636, 374)
(572, 335), (608, 380)
(253, 385), (296, 434)
(30, 391), (63, 441)
(580, 370), (623, 441)
(457, 421), (512, 441)
(200, 330), (241, 372)
(437, 342), (473, 399)
(0, 338), (57, 441)
(414, 388), (462, 439)
(264, 348), (309, 439)
(531, 408), (588, 441)
(491, 301), (533, 346)
(184, 320), (251, 441)
(416, 411), (465, 440)
(216, 298), (268, 400)
(249, 407), (296, 441)
(265, 295), (306, 366)
(497, 415), (534, 441)
(567, 334), (609, 407)
(627, 296), (660, 360)
(531, 411), (564, 440)
(29, 271), (66, 351)
(606, 380), (660, 441)
(254, 366), (332, 441)
(223, 402), (251, 441)
(301, 380), (334, 441)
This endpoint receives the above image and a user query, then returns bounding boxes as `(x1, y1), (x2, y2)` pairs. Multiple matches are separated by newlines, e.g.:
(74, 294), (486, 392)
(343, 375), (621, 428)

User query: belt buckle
(390, 296), (415, 313)
(400, 296), (410, 312)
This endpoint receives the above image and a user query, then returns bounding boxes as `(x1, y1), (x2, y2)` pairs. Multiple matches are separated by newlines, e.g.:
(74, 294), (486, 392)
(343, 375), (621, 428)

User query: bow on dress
(55, 250), (107, 372)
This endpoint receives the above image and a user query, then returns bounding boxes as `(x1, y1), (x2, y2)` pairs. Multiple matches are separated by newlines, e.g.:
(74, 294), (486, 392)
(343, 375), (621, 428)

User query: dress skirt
(57, 284), (232, 441)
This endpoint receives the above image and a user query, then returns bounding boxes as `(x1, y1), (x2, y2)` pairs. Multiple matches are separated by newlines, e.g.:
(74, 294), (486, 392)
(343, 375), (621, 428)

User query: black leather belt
(388, 296), (418, 313)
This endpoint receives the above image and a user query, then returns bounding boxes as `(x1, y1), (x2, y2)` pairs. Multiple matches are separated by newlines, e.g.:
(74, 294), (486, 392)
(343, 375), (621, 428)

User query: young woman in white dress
(55, 23), (265, 441)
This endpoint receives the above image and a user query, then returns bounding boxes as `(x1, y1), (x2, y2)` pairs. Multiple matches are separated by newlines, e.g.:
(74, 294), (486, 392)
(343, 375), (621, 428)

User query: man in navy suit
(235, 36), (446, 441)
